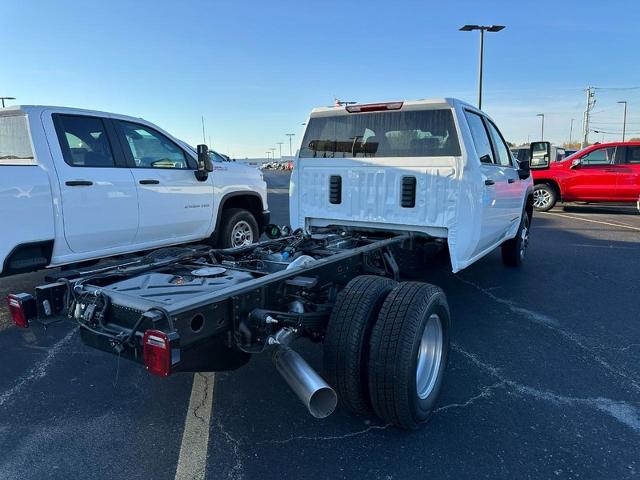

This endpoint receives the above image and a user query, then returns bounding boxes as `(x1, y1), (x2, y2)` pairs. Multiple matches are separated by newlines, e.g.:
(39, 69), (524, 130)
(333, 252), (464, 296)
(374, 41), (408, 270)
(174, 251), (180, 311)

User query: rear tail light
(7, 293), (36, 328)
(143, 330), (172, 377)
(346, 102), (403, 113)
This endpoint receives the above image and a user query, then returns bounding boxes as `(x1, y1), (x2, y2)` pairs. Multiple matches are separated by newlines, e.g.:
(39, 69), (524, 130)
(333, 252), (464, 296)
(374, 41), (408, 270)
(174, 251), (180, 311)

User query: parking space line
(0, 327), (77, 407)
(541, 212), (640, 232)
(175, 372), (215, 480)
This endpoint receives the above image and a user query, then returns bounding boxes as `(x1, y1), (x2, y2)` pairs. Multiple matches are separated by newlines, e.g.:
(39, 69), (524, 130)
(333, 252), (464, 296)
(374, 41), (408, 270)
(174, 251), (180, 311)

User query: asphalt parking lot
(0, 170), (638, 480)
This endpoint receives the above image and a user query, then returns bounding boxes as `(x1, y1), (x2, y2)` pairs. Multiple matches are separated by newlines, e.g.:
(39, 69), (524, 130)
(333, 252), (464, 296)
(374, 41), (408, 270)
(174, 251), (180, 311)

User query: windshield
(209, 151), (228, 162)
(299, 109), (461, 158)
(0, 115), (35, 165)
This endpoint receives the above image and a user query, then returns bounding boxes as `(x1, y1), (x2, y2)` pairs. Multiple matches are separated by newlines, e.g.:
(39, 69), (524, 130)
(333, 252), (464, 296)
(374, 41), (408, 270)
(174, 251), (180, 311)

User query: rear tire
(323, 275), (397, 415)
(368, 282), (450, 429)
(217, 208), (259, 248)
(501, 212), (530, 267)
(533, 184), (557, 211)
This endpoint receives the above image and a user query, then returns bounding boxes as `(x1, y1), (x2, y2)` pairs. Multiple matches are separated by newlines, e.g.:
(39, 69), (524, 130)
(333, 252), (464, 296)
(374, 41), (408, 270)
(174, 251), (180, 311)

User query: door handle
(507, 178), (515, 183)
(65, 180), (93, 186)
(139, 179), (160, 185)
(484, 179), (495, 186)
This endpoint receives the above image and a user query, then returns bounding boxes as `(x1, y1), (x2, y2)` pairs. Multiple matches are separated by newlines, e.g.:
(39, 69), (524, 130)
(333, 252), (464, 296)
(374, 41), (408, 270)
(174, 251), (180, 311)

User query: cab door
(49, 113), (139, 253)
(464, 110), (509, 251)
(114, 120), (214, 244)
(616, 145), (640, 201)
(484, 118), (523, 229)
(563, 145), (620, 200)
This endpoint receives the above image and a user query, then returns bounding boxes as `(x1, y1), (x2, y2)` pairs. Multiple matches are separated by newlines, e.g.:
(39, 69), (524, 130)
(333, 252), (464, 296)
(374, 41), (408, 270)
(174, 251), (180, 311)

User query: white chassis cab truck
(10, 98), (533, 430)
(0, 106), (268, 277)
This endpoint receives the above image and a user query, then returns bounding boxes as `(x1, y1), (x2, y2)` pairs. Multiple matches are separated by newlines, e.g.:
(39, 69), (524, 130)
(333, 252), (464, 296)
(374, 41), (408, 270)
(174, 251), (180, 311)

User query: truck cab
(0, 106), (268, 276)
(530, 141), (640, 211)
(290, 98), (534, 272)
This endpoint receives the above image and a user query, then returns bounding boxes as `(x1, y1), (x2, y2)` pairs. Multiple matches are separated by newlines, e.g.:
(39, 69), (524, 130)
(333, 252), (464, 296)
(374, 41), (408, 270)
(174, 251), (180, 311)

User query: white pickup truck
(0, 106), (268, 277)
(291, 98), (534, 272)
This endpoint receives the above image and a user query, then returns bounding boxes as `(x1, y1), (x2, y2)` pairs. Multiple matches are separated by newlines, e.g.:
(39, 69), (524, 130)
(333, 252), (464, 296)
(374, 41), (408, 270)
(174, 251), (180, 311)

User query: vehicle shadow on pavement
(559, 204), (639, 216)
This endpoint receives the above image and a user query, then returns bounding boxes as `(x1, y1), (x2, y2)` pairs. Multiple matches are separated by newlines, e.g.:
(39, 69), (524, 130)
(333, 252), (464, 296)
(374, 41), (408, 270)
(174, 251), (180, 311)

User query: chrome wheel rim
(231, 221), (253, 247)
(533, 188), (551, 209)
(416, 313), (444, 400)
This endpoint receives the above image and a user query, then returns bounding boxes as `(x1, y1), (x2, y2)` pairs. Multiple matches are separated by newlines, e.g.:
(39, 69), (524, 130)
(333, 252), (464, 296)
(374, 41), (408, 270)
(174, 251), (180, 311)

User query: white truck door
(464, 110), (507, 251)
(114, 120), (213, 243)
(484, 119), (523, 231)
(48, 113), (139, 253)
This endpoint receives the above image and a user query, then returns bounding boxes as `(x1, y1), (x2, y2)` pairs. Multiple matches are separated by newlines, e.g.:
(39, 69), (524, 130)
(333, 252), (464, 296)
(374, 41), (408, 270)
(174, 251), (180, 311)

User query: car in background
(511, 144), (566, 167)
(530, 141), (640, 211)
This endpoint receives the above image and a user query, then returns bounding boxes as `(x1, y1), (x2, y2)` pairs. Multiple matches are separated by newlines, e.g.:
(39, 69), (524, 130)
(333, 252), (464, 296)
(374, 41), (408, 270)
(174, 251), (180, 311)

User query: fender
(212, 191), (267, 242)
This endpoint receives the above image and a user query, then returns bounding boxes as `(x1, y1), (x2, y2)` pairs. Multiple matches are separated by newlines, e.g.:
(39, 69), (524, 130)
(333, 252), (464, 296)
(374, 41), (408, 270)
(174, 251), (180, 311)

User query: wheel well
(220, 194), (265, 229)
(525, 193), (534, 221)
(534, 179), (561, 201)
(1, 240), (54, 277)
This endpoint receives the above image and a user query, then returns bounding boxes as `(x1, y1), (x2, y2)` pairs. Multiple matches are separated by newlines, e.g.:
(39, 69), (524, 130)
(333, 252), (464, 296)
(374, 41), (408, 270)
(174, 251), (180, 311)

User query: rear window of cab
(0, 115), (35, 165)
(299, 109), (461, 158)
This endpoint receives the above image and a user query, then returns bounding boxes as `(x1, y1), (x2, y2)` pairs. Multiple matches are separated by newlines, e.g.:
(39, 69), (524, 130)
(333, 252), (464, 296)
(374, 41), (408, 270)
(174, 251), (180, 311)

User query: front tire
(368, 282), (450, 429)
(218, 208), (259, 248)
(533, 184), (557, 211)
(501, 212), (530, 267)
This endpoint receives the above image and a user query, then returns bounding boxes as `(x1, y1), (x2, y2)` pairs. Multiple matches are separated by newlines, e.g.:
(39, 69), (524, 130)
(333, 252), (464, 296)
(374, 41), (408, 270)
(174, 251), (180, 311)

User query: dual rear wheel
(323, 275), (450, 429)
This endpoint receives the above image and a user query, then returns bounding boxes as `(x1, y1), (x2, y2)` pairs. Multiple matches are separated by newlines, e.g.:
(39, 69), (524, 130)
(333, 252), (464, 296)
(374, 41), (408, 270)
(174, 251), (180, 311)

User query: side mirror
(570, 158), (582, 169)
(195, 144), (214, 181)
(529, 141), (551, 170)
(517, 159), (531, 180)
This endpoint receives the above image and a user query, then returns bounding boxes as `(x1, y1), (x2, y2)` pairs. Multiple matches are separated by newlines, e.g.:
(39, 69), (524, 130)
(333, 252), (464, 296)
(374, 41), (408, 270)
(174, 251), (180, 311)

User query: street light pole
(286, 133), (295, 156)
(536, 114), (545, 141)
(1, 96), (16, 108)
(276, 142), (284, 159)
(459, 25), (505, 110)
(617, 101), (628, 142)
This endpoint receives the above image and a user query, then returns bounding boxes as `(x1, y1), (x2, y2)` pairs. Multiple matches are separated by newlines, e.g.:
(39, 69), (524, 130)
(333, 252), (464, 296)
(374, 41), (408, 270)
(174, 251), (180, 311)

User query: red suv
(530, 141), (640, 211)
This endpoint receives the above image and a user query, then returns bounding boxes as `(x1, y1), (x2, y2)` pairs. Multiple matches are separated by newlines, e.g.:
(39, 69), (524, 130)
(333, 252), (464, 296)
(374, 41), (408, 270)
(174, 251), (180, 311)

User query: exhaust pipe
(272, 345), (337, 418)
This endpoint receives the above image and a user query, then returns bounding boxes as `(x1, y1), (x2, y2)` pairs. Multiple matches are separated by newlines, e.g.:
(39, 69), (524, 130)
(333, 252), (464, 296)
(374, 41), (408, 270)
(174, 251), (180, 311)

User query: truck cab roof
(308, 98), (476, 116)
(0, 105), (148, 124)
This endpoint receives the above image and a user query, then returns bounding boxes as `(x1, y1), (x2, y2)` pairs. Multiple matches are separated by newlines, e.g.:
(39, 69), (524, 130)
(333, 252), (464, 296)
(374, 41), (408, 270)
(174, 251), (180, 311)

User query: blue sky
(3, 0), (640, 157)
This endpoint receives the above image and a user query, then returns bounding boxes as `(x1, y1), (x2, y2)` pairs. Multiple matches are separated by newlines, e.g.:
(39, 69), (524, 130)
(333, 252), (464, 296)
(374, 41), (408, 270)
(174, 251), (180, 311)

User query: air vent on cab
(329, 175), (342, 204)
(401, 176), (416, 208)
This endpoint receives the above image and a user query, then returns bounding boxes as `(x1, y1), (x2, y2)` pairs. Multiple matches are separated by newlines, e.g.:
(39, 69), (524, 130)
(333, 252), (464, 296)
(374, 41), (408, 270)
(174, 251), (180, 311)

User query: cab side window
(119, 121), (190, 169)
(581, 147), (617, 166)
(55, 115), (116, 167)
(485, 120), (513, 167)
(464, 111), (494, 164)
